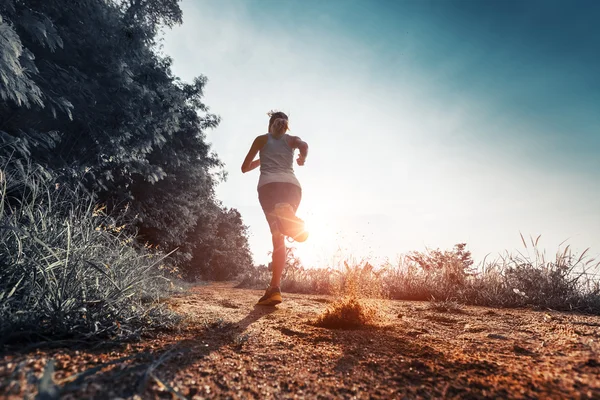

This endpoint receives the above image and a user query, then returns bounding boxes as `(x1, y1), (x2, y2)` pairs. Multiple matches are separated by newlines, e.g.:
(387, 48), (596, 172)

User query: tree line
(0, 0), (252, 280)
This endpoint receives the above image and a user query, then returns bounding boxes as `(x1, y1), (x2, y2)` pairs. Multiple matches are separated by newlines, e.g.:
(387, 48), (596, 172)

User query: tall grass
(386, 242), (600, 313)
(238, 241), (600, 315)
(0, 160), (180, 342)
(237, 263), (336, 294)
(459, 236), (600, 312)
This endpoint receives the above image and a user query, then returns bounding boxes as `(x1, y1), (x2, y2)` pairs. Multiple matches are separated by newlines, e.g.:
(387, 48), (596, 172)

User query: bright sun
(294, 212), (330, 267)
(292, 190), (386, 268)
(293, 201), (344, 268)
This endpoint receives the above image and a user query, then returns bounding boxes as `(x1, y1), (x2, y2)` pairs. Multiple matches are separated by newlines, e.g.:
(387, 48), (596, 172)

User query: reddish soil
(1, 282), (600, 399)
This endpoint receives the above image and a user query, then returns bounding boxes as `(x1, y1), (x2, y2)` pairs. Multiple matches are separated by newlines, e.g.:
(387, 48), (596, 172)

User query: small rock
(464, 324), (486, 333)
(584, 358), (599, 368)
(487, 333), (508, 340)
(513, 344), (534, 355)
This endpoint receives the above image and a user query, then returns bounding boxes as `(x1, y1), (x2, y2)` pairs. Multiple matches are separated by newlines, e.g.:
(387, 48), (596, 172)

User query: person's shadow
(179, 303), (279, 359)
(232, 304), (279, 333)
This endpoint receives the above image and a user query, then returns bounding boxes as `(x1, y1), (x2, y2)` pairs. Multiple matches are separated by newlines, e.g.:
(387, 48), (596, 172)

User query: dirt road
(2, 282), (600, 398)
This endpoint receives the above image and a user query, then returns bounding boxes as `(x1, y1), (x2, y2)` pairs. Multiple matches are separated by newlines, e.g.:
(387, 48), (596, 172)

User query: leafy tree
(0, 14), (43, 109)
(189, 208), (253, 281)
(0, 0), (254, 277)
(115, 0), (183, 41)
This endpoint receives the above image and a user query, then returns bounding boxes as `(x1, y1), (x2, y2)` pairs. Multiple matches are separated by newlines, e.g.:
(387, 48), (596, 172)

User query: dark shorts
(258, 182), (302, 214)
(258, 183), (302, 235)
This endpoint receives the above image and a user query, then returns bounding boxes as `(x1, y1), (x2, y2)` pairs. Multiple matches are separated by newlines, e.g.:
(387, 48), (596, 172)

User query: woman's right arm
(290, 136), (308, 166)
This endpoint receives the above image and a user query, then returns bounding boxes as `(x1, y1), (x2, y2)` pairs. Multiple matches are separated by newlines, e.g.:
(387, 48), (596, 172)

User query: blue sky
(162, 0), (600, 267)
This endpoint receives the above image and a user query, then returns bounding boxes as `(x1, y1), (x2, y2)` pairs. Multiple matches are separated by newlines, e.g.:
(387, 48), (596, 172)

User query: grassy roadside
(0, 160), (181, 343)
(238, 242), (600, 315)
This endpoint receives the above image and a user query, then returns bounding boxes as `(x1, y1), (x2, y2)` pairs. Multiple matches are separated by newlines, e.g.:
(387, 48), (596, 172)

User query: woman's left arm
(241, 135), (267, 173)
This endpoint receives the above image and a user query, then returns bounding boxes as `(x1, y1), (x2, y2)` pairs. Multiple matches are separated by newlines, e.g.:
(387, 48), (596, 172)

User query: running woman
(241, 111), (309, 306)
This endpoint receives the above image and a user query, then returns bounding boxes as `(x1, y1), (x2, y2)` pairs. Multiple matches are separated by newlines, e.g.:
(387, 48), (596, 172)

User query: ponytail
(267, 110), (289, 136)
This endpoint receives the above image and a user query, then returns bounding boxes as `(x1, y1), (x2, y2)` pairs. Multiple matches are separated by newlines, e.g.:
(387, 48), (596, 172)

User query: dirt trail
(2, 282), (600, 399)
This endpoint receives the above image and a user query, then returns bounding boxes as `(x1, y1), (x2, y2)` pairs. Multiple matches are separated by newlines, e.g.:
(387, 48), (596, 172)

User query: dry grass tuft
(427, 299), (465, 314)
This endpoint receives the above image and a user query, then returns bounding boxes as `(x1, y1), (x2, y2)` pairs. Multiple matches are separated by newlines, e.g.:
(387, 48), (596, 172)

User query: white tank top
(257, 133), (301, 189)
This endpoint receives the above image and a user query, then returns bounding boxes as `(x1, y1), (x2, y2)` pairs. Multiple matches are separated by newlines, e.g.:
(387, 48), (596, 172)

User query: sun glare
(292, 180), (391, 268)
(294, 209), (339, 268)
(294, 198), (392, 269)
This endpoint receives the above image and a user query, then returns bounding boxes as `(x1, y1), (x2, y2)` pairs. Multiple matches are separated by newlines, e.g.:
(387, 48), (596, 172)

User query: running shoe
(257, 286), (282, 306)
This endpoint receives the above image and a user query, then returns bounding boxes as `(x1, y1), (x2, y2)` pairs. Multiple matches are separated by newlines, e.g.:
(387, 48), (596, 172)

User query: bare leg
(270, 233), (285, 288)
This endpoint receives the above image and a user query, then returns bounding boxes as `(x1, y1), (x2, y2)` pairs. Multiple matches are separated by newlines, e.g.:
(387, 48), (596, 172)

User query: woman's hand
(247, 159), (261, 171)
(291, 136), (308, 167)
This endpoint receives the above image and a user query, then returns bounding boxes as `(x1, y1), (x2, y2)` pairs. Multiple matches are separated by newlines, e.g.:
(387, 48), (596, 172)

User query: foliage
(0, 158), (180, 341)
(0, 13), (44, 108)
(187, 207), (253, 281)
(0, 0), (253, 342)
(0, 0), (253, 279)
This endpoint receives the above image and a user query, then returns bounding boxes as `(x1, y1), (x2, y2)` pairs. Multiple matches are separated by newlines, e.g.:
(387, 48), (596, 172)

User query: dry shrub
(236, 247), (335, 294)
(235, 264), (271, 289)
(461, 237), (600, 313)
(282, 266), (336, 295)
(427, 299), (464, 314)
(239, 240), (600, 316)
(333, 260), (384, 299)
(235, 264), (336, 294)
(382, 244), (474, 302)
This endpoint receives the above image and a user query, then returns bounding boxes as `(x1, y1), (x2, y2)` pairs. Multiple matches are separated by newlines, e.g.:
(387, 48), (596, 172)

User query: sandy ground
(1, 282), (600, 399)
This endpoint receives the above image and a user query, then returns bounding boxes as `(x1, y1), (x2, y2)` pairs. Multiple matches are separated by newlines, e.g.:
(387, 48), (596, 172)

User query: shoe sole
(257, 294), (282, 306)
(257, 299), (281, 306)
(293, 231), (309, 242)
